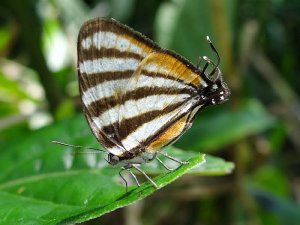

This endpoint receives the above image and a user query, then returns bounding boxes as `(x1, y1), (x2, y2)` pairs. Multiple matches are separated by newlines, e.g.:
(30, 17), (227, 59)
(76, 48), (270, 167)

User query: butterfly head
(107, 151), (157, 166)
(202, 71), (230, 106)
(198, 36), (230, 106)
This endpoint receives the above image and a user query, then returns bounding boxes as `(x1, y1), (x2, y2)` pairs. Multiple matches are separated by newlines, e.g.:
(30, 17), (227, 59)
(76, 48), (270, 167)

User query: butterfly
(55, 18), (230, 189)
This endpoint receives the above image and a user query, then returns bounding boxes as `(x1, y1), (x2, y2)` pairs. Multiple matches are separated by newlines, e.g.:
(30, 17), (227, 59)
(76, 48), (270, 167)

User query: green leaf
(0, 114), (233, 224)
(175, 99), (276, 152)
(142, 147), (234, 176)
(0, 25), (12, 51)
(195, 155), (234, 175)
(250, 165), (290, 197)
(249, 187), (300, 225)
(0, 155), (204, 225)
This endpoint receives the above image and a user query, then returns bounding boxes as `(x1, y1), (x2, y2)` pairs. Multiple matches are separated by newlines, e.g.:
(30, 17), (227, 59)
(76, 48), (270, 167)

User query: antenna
(206, 36), (220, 76)
(202, 56), (210, 74)
(52, 140), (108, 154)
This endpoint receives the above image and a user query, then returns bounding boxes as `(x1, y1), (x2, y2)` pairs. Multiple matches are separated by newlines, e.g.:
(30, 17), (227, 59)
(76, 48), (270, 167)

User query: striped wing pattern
(77, 18), (205, 158)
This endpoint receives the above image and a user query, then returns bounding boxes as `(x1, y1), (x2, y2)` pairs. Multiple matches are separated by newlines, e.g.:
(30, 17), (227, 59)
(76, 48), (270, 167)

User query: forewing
(77, 18), (157, 155)
(78, 18), (208, 156)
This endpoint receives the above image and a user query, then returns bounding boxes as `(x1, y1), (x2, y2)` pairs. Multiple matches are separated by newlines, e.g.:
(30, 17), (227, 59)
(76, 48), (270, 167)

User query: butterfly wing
(77, 18), (158, 156)
(77, 18), (208, 157)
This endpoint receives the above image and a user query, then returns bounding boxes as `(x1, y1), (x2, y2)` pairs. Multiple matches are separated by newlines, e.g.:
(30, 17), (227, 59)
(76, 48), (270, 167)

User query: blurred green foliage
(0, 0), (299, 224)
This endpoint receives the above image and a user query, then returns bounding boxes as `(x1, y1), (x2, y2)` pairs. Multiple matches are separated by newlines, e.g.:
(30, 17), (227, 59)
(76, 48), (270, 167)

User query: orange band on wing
(141, 52), (201, 87)
(121, 34), (154, 54)
(148, 115), (189, 150)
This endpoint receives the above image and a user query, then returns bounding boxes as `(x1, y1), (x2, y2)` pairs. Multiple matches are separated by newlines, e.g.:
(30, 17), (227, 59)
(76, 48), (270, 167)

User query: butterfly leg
(119, 167), (129, 192)
(119, 167), (141, 192)
(119, 166), (142, 190)
(132, 164), (158, 189)
(127, 168), (140, 187)
(159, 152), (189, 165)
(156, 156), (174, 171)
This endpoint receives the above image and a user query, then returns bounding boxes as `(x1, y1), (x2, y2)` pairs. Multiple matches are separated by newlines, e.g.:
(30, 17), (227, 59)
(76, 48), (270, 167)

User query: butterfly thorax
(108, 151), (157, 166)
